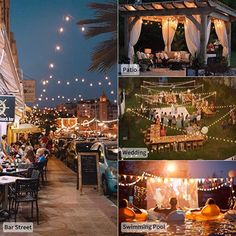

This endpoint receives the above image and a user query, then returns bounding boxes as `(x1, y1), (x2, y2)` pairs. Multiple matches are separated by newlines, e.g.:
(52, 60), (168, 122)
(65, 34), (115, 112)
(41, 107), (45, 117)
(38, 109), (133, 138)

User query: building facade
(56, 93), (117, 121)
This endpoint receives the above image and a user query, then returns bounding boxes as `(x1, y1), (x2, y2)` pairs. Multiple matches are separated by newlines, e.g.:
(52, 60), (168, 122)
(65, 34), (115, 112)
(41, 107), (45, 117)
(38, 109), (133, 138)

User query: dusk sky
(10, 0), (116, 107)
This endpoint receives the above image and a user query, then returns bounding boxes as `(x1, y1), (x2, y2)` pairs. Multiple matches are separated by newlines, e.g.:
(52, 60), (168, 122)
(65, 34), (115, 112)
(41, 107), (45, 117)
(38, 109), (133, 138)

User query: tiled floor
(0, 157), (117, 236)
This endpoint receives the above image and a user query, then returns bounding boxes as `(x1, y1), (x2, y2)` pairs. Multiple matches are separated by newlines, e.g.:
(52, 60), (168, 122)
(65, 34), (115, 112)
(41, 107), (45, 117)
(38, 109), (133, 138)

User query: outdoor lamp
(144, 48), (152, 54)
(144, 48), (152, 58)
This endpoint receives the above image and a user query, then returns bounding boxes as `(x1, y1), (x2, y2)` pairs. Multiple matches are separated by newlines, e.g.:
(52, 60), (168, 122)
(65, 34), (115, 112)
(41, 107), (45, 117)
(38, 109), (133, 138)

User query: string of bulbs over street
(33, 14), (116, 108)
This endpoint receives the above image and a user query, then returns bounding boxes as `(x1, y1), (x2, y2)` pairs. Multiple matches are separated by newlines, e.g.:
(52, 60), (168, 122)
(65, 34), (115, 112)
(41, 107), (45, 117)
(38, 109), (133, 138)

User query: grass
(119, 78), (236, 160)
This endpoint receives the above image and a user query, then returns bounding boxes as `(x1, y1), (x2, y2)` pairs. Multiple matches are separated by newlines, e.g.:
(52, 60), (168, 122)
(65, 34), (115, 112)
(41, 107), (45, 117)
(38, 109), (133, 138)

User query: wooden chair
(186, 142), (192, 150)
(164, 144), (170, 152)
(158, 145), (164, 152)
(193, 142), (198, 150)
(152, 145), (157, 152)
(198, 141), (204, 148)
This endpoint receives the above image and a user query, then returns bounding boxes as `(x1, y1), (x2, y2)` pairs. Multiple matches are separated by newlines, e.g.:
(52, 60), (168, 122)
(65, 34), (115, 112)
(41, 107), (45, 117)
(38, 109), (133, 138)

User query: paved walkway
(1, 157), (117, 236)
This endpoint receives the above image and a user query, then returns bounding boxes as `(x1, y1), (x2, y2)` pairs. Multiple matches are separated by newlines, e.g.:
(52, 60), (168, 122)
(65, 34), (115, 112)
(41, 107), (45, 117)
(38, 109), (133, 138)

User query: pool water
(158, 219), (236, 236)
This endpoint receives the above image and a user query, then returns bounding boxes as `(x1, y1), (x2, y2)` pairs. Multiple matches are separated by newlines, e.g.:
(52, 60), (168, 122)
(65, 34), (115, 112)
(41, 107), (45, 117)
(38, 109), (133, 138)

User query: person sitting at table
(153, 197), (178, 216)
(22, 149), (36, 165)
(35, 148), (46, 163)
(1, 135), (10, 157)
(160, 126), (166, 137)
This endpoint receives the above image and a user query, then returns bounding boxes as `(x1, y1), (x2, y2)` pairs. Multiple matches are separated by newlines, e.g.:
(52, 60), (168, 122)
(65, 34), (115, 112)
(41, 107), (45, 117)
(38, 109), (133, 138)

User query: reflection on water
(158, 219), (236, 236)
(122, 219), (236, 236)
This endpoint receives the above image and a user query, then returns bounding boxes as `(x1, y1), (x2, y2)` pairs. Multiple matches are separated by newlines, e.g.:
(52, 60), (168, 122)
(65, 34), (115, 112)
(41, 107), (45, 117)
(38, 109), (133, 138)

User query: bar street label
(0, 95), (15, 122)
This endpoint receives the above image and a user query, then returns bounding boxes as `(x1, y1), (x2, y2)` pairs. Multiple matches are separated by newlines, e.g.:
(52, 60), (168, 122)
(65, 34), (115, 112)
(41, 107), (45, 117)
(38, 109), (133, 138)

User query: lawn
(119, 78), (236, 160)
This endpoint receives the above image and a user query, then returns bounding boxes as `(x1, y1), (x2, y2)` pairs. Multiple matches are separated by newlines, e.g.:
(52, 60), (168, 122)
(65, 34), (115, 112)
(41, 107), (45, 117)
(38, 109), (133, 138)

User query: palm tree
(77, 1), (117, 73)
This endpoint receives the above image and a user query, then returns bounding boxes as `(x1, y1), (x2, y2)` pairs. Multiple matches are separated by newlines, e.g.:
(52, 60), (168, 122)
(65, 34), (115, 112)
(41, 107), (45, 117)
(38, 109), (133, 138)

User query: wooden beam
(124, 15), (130, 58)
(208, 0), (236, 19)
(226, 21), (231, 65)
(120, 6), (215, 18)
(200, 14), (208, 64)
(210, 11), (230, 22)
(186, 15), (201, 31)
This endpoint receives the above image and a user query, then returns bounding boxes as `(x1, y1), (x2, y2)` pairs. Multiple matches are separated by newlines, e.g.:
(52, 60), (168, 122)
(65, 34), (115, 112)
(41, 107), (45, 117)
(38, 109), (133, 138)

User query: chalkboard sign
(77, 152), (101, 194)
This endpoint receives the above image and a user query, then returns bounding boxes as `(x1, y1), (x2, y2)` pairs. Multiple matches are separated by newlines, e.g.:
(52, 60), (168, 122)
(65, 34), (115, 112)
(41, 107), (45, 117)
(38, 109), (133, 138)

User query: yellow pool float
(134, 209), (148, 222)
(185, 205), (224, 221)
(119, 208), (148, 222)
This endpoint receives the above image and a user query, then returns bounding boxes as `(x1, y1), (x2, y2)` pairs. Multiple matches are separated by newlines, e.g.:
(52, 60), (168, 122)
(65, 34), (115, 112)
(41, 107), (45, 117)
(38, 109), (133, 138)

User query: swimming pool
(159, 219), (236, 235)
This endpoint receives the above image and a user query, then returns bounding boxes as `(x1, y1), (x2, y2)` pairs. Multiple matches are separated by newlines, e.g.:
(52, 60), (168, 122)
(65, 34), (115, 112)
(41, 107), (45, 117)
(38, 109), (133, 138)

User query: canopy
(11, 124), (41, 134)
(0, 26), (24, 108)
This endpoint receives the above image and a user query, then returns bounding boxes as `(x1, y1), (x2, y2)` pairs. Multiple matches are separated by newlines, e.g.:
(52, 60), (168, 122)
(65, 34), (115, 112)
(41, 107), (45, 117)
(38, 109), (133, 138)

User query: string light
(65, 15), (70, 22)
(59, 27), (64, 33)
(36, 14), (115, 109)
(55, 45), (61, 51)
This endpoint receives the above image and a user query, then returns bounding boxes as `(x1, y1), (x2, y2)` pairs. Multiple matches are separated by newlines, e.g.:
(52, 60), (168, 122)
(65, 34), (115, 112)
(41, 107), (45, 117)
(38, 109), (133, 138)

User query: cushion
(137, 51), (142, 60)
(141, 52), (147, 59)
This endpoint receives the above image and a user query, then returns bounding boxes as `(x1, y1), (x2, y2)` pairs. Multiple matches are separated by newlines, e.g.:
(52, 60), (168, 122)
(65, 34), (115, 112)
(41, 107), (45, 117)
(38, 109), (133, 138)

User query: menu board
(77, 152), (100, 194)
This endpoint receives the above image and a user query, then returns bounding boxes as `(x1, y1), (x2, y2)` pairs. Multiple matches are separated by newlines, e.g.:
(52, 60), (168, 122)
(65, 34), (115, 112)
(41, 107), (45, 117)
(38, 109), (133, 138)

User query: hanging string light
(35, 14), (116, 109)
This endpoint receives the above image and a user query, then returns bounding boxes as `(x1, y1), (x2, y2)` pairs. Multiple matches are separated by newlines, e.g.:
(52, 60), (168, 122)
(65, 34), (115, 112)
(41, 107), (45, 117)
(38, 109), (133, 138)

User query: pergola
(119, 0), (236, 64)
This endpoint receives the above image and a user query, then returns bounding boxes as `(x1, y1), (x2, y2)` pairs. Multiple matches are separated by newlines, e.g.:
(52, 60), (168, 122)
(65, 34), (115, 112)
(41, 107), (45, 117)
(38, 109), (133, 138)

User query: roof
(119, 0), (236, 21)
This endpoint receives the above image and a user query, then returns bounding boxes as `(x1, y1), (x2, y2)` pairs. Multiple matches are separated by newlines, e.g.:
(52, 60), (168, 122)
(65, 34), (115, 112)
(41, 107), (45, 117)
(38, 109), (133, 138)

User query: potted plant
(139, 58), (152, 72)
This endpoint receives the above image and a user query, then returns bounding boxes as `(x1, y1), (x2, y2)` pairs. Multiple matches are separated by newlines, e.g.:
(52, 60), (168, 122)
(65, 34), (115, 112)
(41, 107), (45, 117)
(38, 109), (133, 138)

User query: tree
(77, 1), (117, 73)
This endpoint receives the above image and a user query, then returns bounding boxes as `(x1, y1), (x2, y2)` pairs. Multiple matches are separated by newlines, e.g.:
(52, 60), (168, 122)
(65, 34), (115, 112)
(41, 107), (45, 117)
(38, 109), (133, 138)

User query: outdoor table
(1, 168), (28, 176)
(150, 134), (204, 145)
(0, 176), (26, 210)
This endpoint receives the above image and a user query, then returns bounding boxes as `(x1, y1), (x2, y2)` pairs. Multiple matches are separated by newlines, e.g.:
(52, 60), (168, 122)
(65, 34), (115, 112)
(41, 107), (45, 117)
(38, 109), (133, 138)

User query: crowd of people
(0, 134), (51, 169)
(148, 110), (202, 130)
(119, 197), (236, 222)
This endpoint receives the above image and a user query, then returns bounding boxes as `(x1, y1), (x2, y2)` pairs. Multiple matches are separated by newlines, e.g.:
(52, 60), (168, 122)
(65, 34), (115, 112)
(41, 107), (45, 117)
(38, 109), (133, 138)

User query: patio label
(0, 95), (15, 122)
(121, 64), (140, 76)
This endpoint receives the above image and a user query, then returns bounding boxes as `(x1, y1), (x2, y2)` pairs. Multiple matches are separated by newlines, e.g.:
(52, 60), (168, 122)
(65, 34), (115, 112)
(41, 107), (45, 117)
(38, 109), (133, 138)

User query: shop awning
(11, 124), (41, 134)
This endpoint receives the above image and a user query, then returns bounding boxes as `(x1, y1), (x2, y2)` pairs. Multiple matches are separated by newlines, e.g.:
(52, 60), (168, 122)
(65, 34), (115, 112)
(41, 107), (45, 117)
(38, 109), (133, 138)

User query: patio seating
(192, 142), (198, 150)
(164, 144), (170, 152)
(158, 145), (164, 152)
(9, 179), (40, 224)
(198, 141), (204, 148)
(186, 142), (192, 150)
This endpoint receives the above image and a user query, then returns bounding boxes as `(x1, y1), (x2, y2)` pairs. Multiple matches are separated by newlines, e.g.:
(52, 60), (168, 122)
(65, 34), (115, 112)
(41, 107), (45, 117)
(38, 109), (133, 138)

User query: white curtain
(206, 18), (211, 47)
(184, 16), (211, 57)
(128, 18), (142, 64)
(184, 15), (201, 56)
(162, 17), (178, 52)
(214, 19), (229, 57)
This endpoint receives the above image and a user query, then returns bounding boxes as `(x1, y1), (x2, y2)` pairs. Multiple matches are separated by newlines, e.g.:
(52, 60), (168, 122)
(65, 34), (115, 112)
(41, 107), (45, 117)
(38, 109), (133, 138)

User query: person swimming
(153, 197), (178, 216)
